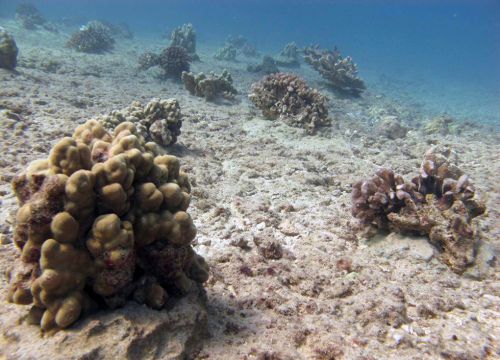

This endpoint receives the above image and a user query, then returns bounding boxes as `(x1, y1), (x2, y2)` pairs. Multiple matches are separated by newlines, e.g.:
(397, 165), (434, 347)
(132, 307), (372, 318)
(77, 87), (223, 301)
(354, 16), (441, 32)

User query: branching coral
(351, 146), (486, 273)
(0, 27), (18, 70)
(7, 119), (208, 331)
(181, 70), (237, 101)
(67, 21), (115, 53)
(170, 23), (199, 61)
(97, 98), (183, 146)
(249, 72), (330, 134)
(304, 45), (365, 95)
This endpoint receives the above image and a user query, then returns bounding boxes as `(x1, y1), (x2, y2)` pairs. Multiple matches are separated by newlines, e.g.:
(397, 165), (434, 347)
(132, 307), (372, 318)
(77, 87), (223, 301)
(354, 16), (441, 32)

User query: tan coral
(48, 138), (92, 176)
(31, 212), (93, 330)
(8, 117), (208, 331)
(86, 214), (135, 297)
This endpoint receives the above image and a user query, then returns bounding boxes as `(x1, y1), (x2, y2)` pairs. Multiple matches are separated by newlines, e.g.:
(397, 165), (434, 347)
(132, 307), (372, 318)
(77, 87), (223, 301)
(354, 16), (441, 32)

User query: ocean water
(1, 0), (499, 124)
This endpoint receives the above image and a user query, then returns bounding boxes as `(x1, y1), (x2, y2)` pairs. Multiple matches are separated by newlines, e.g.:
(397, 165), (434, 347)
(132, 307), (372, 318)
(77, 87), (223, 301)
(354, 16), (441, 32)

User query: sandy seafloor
(0, 19), (499, 360)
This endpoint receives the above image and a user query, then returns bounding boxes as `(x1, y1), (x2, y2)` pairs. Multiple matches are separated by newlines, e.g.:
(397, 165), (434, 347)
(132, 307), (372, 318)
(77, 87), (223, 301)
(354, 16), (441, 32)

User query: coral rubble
(214, 44), (237, 61)
(0, 27), (18, 70)
(97, 98), (183, 146)
(67, 21), (115, 53)
(247, 55), (279, 74)
(249, 72), (330, 134)
(351, 145), (486, 273)
(170, 23), (199, 61)
(275, 42), (301, 68)
(304, 45), (365, 95)
(7, 119), (208, 331)
(182, 70), (237, 101)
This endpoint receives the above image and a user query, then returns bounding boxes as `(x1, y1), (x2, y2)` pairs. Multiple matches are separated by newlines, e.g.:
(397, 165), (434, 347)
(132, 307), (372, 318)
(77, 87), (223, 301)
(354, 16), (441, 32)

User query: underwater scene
(0, 0), (498, 359)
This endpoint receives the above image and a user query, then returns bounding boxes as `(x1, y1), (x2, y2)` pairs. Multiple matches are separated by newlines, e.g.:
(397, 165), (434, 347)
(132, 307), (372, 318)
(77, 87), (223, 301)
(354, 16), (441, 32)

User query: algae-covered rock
(7, 119), (208, 331)
(0, 27), (18, 70)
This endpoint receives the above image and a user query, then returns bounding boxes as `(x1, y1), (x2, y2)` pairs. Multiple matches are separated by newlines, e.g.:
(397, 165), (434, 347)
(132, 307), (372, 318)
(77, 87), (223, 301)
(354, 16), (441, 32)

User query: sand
(0, 19), (498, 360)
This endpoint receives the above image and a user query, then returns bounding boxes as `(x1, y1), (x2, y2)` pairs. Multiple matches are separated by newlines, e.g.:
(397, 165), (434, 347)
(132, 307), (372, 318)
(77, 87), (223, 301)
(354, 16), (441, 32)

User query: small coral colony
(1, 3), (487, 331)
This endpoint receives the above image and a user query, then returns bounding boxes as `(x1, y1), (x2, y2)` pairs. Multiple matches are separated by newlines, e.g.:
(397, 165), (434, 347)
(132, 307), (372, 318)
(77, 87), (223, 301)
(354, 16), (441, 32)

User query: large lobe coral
(7, 120), (208, 331)
(249, 72), (330, 134)
(351, 146), (486, 273)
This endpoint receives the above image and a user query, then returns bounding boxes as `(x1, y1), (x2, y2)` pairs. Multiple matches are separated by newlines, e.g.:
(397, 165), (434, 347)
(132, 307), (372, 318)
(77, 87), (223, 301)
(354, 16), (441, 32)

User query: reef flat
(0, 16), (498, 360)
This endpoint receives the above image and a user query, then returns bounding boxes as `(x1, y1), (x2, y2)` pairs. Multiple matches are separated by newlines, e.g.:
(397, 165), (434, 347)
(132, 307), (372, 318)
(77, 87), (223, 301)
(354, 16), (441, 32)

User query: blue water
(1, 0), (499, 125)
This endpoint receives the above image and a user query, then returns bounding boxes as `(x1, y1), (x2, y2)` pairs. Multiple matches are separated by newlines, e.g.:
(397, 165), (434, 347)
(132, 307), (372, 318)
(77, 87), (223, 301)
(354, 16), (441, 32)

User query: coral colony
(8, 119), (208, 330)
(2, 13), (489, 341)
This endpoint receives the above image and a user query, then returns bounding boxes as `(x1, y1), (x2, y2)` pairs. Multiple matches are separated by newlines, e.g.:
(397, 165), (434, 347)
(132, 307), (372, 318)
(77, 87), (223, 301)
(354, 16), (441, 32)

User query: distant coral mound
(214, 44), (237, 61)
(275, 42), (301, 68)
(67, 21), (115, 53)
(138, 46), (190, 80)
(8, 119), (208, 331)
(0, 28), (18, 70)
(304, 45), (365, 95)
(170, 23), (199, 61)
(15, 2), (46, 30)
(182, 70), (237, 101)
(351, 145), (486, 273)
(247, 55), (279, 74)
(249, 72), (331, 134)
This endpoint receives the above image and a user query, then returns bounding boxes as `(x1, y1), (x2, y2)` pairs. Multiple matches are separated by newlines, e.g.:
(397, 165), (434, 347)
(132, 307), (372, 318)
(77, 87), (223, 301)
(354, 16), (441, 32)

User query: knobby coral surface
(351, 146), (486, 273)
(182, 70), (237, 101)
(249, 72), (331, 134)
(0, 27), (18, 70)
(304, 45), (365, 95)
(67, 21), (115, 53)
(97, 98), (182, 146)
(7, 119), (208, 331)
